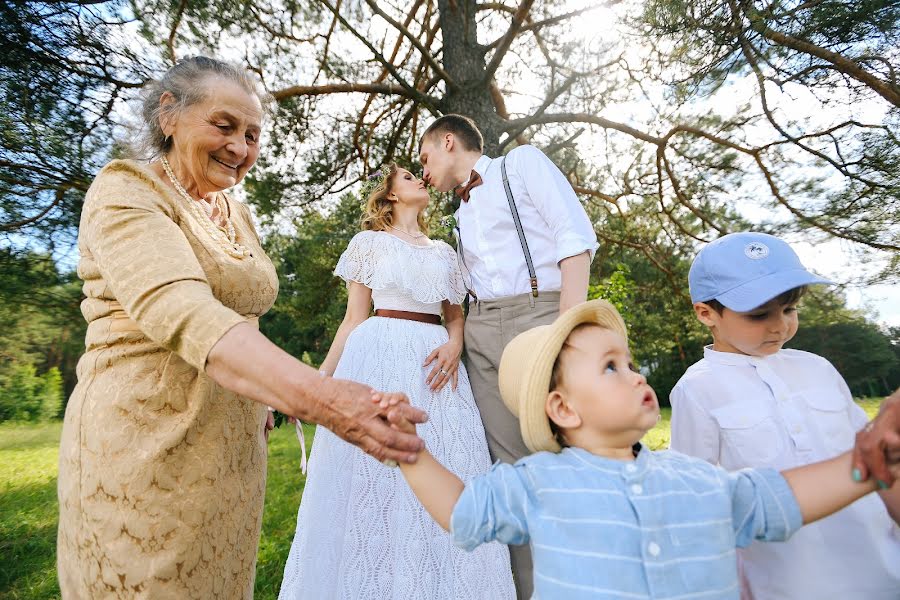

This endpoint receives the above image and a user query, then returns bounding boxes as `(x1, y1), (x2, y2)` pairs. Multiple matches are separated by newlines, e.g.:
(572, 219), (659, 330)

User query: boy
(379, 299), (897, 599)
(671, 232), (900, 599)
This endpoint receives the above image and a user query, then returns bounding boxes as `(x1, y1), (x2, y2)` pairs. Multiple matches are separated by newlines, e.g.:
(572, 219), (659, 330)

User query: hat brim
(498, 300), (627, 454)
(714, 269), (832, 312)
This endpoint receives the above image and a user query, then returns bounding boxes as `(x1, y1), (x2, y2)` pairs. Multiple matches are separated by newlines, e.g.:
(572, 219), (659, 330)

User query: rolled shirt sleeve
(82, 162), (249, 371)
(450, 462), (532, 551)
(512, 145), (599, 264)
(728, 467), (803, 547)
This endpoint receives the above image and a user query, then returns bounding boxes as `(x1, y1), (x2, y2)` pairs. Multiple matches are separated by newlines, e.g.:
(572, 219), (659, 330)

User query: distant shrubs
(0, 365), (64, 423)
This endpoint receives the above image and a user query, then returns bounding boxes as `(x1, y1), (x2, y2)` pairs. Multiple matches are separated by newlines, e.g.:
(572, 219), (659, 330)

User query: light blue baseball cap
(689, 232), (832, 312)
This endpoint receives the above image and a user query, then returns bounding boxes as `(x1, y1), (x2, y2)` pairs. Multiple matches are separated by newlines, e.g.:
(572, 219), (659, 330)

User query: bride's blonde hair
(360, 162), (428, 233)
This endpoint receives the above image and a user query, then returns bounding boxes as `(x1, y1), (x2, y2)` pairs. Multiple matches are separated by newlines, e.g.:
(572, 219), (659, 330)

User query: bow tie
(455, 170), (483, 202)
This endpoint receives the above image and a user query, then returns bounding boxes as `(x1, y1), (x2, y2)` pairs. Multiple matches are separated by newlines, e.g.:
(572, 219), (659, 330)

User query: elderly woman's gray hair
(136, 56), (272, 159)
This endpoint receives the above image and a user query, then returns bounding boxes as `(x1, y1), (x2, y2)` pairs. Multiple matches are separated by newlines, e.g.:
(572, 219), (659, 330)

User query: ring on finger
(382, 458), (399, 468)
(440, 368), (448, 375)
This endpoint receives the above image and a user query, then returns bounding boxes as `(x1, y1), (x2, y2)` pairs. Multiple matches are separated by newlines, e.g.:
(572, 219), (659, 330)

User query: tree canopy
(2, 0), (899, 414)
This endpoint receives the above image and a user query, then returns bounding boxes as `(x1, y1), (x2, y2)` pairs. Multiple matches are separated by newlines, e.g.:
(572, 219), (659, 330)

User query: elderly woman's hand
(320, 377), (427, 464)
(852, 389), (900, 487)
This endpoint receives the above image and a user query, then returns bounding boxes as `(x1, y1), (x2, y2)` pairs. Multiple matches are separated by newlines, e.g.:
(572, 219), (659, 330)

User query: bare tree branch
(314, 0), (342, 83)
(482, 0), (536, 84)
(364, 0), (458, 91)
(273, 82), (438, 104)
(503, 112), (662, 144)
(314, 0), (440, 109)
(500, 73), (578, 150)
(166, 0), (188, 64)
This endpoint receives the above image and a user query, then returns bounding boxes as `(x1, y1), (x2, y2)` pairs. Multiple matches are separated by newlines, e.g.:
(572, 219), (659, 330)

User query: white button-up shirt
(453, 146), (598, 301)
(670, 347), (900, 600)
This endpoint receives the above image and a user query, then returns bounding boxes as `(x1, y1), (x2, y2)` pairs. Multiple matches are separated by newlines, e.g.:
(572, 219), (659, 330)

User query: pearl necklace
(388, 224), (426, 240)
(160, 156), (251, 259)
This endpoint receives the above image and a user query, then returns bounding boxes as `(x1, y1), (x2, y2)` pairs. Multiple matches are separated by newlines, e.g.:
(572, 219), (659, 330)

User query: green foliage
(0, 251), (85, 417)
(790, 321), (898, 397)
(259, 193), (362, 367)
(588, 263), (636, 324)
(0, 365), (64, 423)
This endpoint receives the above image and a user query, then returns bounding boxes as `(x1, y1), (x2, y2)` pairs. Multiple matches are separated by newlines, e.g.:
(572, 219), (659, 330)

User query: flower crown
(359, 166), (391, 200)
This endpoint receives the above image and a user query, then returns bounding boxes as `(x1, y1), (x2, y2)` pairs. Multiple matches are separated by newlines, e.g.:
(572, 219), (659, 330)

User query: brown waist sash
(374, 309), (441, 325)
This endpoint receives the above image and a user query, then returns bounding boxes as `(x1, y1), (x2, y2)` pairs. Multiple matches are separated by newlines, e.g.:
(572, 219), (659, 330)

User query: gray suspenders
(455, 156), (539, 303)
(501, 156), (539, 298)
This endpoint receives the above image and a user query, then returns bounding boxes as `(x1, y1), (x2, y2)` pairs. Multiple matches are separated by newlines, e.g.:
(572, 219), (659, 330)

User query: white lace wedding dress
(278, 230), (515, 600)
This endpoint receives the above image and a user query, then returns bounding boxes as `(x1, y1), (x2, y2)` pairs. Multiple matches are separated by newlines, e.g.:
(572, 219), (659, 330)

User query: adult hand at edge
(321, 377), (427, 464)
(852, 389), (900, 486)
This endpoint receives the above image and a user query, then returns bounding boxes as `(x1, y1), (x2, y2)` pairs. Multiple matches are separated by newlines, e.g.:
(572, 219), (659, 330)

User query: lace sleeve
(441, 242), (468, 304)
(335, 232), (467, 303)
(334, 231), (382, 286)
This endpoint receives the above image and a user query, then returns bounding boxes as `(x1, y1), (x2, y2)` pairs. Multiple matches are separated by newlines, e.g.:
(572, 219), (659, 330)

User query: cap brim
(716, 269), (832, 312)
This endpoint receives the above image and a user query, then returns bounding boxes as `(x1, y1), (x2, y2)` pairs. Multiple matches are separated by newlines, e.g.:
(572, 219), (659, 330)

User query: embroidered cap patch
(744, 242), (769, 259)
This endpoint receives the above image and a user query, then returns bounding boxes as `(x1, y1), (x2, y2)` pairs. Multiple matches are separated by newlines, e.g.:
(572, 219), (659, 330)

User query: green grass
(0, 398), (886, 599)
(254, 424), (313, 599)
(0, 422), (63, 600)
(856, 397), (882, 419)
(642, 407), (672, 451)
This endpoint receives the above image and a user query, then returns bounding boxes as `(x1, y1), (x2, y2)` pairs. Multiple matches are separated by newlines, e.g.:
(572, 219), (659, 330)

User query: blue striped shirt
(450, 445), (803, 599)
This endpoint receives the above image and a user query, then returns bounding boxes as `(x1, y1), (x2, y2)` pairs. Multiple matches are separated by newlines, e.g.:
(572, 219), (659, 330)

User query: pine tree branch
(0, 189), (64, 232)
(166, 0), (188, 64)
(744, 10), (900, 107)
(364, 0), (458, 91)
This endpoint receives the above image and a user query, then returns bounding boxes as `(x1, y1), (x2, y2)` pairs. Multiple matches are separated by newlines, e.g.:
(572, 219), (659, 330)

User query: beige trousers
(463, 291), (560, 600)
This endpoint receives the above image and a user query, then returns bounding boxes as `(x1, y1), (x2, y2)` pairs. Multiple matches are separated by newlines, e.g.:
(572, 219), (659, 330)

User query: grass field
(0, 400), (884, 599)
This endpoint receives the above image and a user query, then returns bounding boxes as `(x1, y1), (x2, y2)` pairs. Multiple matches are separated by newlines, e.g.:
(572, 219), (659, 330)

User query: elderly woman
(57, 56), (425, 599)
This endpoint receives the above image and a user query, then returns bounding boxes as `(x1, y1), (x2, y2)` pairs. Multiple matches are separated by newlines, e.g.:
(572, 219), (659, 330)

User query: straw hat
(498, 299), (628, 453)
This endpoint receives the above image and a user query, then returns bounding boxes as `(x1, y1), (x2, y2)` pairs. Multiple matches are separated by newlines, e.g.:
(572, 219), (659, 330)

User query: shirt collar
(472, 155), (492, 179)
(702, 344), (773, 367)
(565, 443), (649, 476)
(455, 156), (492, 217)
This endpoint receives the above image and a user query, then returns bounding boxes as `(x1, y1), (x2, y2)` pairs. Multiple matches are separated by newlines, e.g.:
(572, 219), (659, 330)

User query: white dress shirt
(670, 347), (900, 600)
(453, 145), (598, 301)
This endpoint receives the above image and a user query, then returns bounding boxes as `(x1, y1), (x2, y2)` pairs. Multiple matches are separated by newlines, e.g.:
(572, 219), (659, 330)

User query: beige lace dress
(57, 160), (279, 598)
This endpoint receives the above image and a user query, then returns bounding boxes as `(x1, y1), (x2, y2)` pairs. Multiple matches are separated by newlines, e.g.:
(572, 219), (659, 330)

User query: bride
(278, 164), (515, 599)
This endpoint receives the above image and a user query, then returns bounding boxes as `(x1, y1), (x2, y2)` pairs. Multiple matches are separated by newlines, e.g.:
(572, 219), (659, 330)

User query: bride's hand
(423, 339), (462, 392)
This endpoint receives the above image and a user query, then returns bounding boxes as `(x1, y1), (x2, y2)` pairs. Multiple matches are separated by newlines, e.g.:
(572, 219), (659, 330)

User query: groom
(420, 114), (597, 599)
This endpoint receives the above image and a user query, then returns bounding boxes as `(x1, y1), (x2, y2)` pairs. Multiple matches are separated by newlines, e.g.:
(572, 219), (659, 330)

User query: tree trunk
(437, 0), (505, 155)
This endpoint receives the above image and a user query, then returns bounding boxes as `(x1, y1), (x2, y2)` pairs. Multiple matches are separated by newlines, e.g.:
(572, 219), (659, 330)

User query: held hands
(852, 389), (900, 487)
(321, 377), (427, 464)
(423, 339), (462, 392)
(374, 392), (420, 441)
